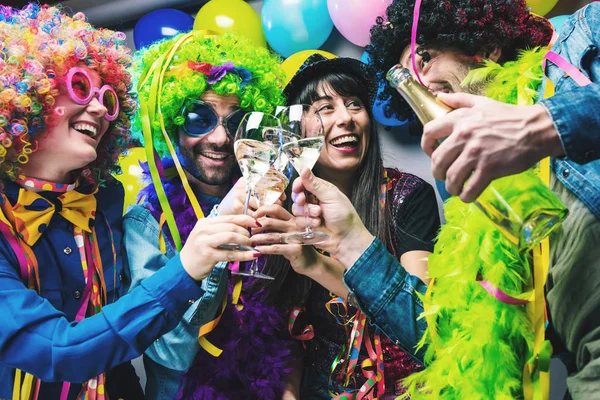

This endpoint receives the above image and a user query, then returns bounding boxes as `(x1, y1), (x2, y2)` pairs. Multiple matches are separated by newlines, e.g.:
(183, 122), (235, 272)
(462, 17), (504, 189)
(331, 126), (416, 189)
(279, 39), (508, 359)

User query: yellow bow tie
(12, 188), (97, 246)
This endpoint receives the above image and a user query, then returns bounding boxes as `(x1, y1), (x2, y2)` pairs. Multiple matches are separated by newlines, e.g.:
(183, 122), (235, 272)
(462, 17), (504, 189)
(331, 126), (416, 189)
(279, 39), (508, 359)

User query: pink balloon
(327, 0), (392, 47)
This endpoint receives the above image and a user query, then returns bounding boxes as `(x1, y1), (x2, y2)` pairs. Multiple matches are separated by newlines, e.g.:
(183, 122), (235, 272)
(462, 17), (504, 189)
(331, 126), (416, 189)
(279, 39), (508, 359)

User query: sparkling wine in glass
(218, 112), (279, 280)
(279, 104), (329, 245)
(254, 167), (290, 207)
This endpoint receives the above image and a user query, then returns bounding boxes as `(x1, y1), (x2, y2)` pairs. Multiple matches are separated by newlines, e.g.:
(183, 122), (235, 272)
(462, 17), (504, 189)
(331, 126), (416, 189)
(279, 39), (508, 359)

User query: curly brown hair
(367, 0), (553, 120)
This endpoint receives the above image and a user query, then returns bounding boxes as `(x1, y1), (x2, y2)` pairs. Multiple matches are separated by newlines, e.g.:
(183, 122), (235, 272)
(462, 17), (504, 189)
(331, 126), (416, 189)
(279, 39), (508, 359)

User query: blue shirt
(124, 204), (229, 400)
(539, 2), (600, 219)
(0, 180), (203, 399)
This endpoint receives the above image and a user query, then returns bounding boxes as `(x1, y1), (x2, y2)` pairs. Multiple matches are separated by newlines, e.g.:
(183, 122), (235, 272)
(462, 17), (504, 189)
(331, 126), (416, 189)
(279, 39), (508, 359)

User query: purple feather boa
(140, 159), (294, 400)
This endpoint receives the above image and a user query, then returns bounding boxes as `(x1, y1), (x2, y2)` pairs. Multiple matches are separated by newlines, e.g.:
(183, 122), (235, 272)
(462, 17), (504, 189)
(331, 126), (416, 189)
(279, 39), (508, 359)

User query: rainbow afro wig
(0, 3), (135, 184)
(131, 31), (286, 158)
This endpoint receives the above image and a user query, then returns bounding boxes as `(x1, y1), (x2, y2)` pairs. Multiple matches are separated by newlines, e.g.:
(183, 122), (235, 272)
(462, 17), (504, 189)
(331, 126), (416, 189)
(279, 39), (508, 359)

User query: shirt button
(119, 274), (123, 282)
(73, 290), (82, 299)
(188, 299), (196, 305)
(562, 169), (570, 178)
(64, 247), (72, 255)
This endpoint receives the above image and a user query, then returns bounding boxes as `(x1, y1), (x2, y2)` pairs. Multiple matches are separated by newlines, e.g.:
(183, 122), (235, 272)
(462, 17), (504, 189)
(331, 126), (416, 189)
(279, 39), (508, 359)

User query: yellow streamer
(12, 369), (20, 400)
(522, 52), (557, 400)
(158, 213), (166, 255)
(12, 370), (35, 400)
(197, 293), (228, 357)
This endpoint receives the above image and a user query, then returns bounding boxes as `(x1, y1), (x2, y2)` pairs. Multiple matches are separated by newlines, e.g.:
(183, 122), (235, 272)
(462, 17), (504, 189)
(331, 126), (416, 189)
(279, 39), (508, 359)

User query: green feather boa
(404, 47), (549, 399)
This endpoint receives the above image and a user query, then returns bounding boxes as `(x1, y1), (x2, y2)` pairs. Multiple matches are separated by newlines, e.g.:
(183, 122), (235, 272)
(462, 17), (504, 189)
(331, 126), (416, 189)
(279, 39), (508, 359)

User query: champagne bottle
(386, 65), (568, 250)
(386, 65), (452, 124)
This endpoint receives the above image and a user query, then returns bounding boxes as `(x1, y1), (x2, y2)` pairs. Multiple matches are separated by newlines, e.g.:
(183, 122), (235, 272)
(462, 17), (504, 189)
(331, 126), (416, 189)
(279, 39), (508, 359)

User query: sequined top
(304, 169), (441, 393)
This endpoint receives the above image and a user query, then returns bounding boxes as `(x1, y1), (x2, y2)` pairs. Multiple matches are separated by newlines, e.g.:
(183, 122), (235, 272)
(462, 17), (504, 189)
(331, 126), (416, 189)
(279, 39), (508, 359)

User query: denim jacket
(539, 2), (600, 219)
(124, 205), (228, 400)
(342, 238), (429, 364)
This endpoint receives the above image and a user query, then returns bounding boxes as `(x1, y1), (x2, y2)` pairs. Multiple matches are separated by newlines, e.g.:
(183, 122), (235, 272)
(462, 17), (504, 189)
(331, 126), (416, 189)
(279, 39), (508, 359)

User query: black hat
(283, 53), (378, 106)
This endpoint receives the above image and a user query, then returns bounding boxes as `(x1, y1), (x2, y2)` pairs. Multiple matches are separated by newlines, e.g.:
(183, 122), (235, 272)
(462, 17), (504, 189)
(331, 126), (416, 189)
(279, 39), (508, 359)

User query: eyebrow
(204, 100), (240, 110)
(312, 95), (333, 102)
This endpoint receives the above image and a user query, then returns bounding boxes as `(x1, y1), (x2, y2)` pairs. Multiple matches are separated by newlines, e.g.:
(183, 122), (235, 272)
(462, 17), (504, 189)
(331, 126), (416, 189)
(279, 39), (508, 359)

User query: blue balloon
(360, 51), (408, 127)
(261, 0), (333, 58)
(134, 9), (194, 50)
(549, 15), (570, 36)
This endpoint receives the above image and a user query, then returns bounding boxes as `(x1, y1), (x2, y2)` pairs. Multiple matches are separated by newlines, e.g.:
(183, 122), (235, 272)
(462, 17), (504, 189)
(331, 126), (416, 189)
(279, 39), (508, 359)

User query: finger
(299, 169), (340, 203)
(247, 196), (259, 211)
(291, 176), (306, 198)
(252, 218), (294, 235)
(196, 222), (253, 238)
(459, 168), (493, 203)
(254, 204), (293, 220)
(291, 203), (322, 218)
(430, 135), (466, 182)
(444, 152), (476, 196)
(293, 191), (307, 207)
(254, 244), (303, 257)
(279, 192), (287, 202)
(205, 231), (254, 250)
(212, 249), (261, 263)
(198, 214), (260, 229)
(251, 232), (288, 246)
(296, 216), (322, 230)
(436, 92), (479, 109)
(421, 115), (458, 157)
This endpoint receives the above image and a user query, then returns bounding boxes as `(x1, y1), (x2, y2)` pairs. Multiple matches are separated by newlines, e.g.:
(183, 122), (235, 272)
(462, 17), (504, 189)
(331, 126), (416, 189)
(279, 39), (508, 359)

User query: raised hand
(180, 215), (261, 281)
(217, 177), (260, 216)
(422, 92), (564, 202)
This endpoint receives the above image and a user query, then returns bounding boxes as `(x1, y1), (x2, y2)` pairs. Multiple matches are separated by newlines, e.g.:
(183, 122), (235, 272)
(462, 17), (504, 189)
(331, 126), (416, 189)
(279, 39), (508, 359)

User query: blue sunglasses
(180, 100), (245, 138)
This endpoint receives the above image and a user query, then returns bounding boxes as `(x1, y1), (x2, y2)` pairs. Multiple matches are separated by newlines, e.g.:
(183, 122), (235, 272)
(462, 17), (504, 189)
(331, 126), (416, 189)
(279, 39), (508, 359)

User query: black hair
(252, 71), (394, 309)
(367, 0), (553, 120)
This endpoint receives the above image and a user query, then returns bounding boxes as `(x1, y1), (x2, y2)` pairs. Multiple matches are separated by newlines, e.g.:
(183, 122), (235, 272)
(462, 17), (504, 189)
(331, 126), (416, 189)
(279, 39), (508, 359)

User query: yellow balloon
(526, 0), (558, 16)
(281, 49), (337, 86)
(114, 147), (147, 214)
(193, 0), (266, 48)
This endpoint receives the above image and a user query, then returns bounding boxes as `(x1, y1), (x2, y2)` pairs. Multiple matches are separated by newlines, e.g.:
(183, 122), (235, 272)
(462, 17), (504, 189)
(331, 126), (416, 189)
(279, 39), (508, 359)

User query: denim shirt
(124, 205), (229, 399)
(0, 181), (202, 400)
(539, 2), (600, 219)
(342, 238), (428, 364)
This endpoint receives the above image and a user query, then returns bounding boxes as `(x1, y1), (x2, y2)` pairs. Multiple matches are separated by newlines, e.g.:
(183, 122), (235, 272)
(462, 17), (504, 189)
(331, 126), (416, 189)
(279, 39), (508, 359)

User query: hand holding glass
(279, 104), (329, 245)
(218, 112), (279, 279)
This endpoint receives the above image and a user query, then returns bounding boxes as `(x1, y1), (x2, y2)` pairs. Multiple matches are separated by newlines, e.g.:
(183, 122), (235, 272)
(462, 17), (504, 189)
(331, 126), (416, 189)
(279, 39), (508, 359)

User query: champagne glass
(279, 104), (329, 245)
(254, 126), (294, 207)
(218, 112), (279, 280)
(254, 163), (292, 207)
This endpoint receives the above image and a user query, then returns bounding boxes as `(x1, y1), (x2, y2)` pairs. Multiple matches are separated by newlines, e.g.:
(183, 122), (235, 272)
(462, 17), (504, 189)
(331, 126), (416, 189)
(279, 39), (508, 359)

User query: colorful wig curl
(131, 31), (286, 158)
(0, 3), (135, 185)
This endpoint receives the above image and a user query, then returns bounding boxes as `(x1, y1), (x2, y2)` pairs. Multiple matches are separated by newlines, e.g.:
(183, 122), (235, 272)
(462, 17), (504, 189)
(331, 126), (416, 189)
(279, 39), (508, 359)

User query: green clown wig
(131, 31), (286, 250)
(131, 31), (286, 158)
